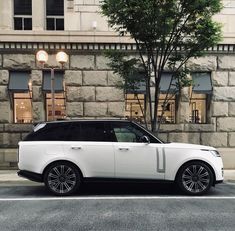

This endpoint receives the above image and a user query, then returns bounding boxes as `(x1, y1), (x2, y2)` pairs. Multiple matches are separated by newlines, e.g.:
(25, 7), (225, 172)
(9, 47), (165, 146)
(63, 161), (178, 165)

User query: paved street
(0, 181), (234, 231)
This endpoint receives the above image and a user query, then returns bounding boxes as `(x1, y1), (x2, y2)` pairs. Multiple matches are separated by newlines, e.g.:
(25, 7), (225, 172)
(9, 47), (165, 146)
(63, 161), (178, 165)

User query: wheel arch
(42, 160), (84, 180)
(174, 159), (216, 186)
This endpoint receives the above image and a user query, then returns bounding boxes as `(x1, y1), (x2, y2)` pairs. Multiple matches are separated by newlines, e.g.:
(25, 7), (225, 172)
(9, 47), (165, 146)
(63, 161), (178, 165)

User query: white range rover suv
(18, 120), (223, 196)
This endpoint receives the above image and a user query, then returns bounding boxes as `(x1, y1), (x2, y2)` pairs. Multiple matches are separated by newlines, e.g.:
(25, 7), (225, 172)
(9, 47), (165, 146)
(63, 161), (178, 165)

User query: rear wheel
(44, 162), (81, 196)
(176, 161), (214, 195)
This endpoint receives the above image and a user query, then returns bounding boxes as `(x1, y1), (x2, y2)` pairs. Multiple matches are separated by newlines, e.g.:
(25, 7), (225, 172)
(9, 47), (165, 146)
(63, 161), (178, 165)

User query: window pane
(111, 122), (145, 143)
(113, 127), (137, 142)
(59, 122), (109, 142)
(14, 0), (32, 15)
(190, 94), (207, 123)
(125, 94), (145, 123)
(46, 0), (64, 16)
(26, 123), (70, 141)
(46, 18), (55, 30)
(157, 94), (176, 123)
(14, 93), (32, 123)
(80, 122), (106, 142)
(46, 93), (66, 121)
(56, 18), (64, 30)
(24, 18), (32, 30)
(14, 18), (23, 30)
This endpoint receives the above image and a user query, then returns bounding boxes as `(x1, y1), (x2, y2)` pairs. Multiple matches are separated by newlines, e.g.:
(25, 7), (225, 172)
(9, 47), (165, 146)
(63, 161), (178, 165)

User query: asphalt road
(0, 182), (234, 231)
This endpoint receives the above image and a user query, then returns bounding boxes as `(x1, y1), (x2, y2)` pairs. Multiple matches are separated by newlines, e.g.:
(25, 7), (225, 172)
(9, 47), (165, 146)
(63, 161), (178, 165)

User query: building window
(46, 0), (64, 30)
(125, 94), (145, 123)
(189, 73), (212, 124)
(42, 71), (66, 121)
(125, 93), (176, 124)
(14, 93), (33, 123)
(46, 93), (66, 121)
(8, 71), (32, 123)
(190, 94), (207, 123)
(14, 0), (32, 30)
(158, 94), (176, 123)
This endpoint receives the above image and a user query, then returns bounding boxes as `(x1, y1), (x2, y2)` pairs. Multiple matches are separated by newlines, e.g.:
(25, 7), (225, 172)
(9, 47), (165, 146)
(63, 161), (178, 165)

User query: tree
(101, 0), (222, 132)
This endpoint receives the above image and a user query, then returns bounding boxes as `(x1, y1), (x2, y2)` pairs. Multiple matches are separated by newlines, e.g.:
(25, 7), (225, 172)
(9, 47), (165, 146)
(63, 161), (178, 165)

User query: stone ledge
(168, 132), (200, 144)
(4, 124), (33, 132)
(184, 123), (216, 132)
(159, 124), (184, 132)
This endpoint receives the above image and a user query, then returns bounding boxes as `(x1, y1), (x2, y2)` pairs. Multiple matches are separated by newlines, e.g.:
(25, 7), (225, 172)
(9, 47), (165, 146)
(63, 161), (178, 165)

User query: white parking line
(0, 196), (235, 201)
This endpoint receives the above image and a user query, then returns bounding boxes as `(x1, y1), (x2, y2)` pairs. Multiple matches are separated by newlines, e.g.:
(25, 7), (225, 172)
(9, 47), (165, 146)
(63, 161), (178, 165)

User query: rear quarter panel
(18, 141), (65, 174)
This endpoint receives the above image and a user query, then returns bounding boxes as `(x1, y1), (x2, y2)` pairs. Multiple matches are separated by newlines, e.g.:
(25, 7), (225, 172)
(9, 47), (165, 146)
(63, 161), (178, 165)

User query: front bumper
(17, 170), (43, 183)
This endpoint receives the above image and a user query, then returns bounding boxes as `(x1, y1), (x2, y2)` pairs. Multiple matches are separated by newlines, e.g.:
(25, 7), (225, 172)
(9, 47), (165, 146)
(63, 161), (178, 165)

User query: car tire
(44, 162), (81, 196)
(176, 161), (214, 195)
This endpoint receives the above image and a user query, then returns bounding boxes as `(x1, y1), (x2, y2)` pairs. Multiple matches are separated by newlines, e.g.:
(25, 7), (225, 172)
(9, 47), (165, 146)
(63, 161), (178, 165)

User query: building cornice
(1, 41), (235, 54)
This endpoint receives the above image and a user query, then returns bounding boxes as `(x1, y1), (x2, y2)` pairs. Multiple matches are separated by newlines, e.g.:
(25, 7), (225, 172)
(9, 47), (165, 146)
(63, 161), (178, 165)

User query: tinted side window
(25, 123), (70, 141)
(67, 122), (108, 142)
(109, 122), (143, 143)
(110, 122), (160, 143)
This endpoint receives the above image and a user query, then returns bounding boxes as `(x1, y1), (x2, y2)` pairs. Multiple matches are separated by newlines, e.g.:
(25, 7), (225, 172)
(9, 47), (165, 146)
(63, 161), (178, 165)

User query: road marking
(0, 196), (235, 201)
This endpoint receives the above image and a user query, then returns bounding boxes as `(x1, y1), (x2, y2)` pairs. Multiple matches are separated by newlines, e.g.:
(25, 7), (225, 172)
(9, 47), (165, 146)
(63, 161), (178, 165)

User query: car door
(63, 121), (115, 178)
(110, 122), (165, 180)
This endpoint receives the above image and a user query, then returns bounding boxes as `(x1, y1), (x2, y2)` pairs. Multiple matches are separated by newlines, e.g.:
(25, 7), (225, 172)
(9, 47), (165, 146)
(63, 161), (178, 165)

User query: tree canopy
(101, 0), (222, 131)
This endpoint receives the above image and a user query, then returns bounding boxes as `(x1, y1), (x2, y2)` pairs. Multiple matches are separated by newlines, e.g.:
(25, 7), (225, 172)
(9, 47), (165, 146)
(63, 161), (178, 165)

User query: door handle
(71, 146), (82, 150)
(118, 147), (129, 151)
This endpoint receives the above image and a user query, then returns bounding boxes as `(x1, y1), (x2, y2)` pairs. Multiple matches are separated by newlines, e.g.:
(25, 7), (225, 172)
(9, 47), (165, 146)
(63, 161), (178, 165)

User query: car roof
(41, 119), (132, 125)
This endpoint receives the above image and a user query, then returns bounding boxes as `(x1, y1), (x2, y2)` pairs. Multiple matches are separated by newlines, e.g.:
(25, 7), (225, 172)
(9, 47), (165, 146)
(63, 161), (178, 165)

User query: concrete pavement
(0, 170), (234, 184)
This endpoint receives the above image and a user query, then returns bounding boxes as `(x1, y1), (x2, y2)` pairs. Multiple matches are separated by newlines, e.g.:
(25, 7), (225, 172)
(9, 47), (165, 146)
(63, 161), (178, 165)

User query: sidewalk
(0, 170), (234, 184)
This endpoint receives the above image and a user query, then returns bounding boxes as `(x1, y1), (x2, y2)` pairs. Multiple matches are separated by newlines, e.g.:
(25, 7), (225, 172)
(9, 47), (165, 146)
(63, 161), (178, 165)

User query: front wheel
(176, 161), (214, 195)
(44, 162), (81, 196)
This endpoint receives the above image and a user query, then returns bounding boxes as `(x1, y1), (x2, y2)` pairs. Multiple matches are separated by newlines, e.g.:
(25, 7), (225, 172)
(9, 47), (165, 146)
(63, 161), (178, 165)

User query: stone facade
(0, 51), (235, 168)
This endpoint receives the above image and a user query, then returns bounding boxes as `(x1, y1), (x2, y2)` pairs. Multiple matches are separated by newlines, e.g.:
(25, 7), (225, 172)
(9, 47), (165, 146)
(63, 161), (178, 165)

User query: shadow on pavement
(0, 181), (232, 198)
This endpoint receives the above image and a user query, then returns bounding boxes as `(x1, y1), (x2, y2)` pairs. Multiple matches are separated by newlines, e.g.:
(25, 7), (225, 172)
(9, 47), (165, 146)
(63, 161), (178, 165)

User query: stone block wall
(1, 52), (235, 169)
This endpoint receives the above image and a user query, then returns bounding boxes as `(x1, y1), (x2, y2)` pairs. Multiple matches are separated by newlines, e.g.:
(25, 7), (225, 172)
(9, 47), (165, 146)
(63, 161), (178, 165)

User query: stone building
(0, 0), (235, 169)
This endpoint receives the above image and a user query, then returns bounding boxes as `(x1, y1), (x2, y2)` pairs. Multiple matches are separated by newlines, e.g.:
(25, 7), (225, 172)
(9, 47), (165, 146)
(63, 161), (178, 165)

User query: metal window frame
(46, 16), (64, 30)
(14, 16), (32, 30)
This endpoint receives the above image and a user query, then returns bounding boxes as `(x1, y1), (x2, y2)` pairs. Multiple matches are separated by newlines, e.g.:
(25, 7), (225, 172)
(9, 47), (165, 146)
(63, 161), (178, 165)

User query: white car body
(18, 141), (223, 181)
(17, 120), (224, 195)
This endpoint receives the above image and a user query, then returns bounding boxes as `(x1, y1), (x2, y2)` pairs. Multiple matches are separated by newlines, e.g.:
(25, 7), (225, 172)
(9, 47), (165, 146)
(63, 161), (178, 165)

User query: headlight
(210, 150), (221, 157)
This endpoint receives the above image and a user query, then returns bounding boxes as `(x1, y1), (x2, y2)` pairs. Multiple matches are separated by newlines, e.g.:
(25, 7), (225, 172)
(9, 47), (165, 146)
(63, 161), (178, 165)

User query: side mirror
(140, 135), (150, 144)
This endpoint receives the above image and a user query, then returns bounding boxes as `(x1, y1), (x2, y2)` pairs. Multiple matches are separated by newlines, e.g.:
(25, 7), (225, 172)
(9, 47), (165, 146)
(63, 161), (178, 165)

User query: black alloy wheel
(176, 161), (214, 195)
(44, 162), (81, 196)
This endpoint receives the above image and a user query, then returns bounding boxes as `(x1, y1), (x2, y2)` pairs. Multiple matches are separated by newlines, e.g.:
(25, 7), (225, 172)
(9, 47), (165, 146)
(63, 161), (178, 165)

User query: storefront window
(189, 94), (207, 123)
(14, 93), (32, 123)
(190, 72), (212, 124)
(46, 93), (66, 121)
(125, 94), (145, 123)
(157, 94), (176, 123)
(125, 93), (176, 124)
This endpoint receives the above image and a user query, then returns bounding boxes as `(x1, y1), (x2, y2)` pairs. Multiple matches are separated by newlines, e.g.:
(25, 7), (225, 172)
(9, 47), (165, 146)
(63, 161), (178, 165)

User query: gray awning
(192, 73), (212, 94)
(159, 73), (177, 93)
(8, 71), (30, 91)
(43, 71), (64, 92)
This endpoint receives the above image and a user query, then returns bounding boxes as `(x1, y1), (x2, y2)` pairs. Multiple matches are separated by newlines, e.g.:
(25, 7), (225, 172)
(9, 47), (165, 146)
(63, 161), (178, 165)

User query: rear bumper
(17, 170), (43, 183)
